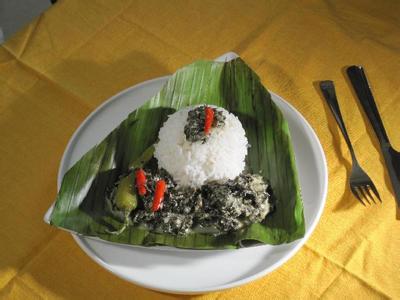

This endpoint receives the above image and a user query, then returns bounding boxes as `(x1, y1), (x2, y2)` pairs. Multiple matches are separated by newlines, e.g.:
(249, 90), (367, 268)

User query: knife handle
(346, 66), (390, 147)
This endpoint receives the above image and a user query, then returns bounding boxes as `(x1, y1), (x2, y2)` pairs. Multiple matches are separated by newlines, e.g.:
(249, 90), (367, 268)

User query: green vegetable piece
(107, 174), (137, 235)
(129, 145), (155, 169)
(108, 146), (154, 235)
(115, 174), (137, 211)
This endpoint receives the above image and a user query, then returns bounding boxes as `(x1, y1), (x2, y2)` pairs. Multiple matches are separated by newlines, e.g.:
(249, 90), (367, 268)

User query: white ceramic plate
(45, 54), (327, 294)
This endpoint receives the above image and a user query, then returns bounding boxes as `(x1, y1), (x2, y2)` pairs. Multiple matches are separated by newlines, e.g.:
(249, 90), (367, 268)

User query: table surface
(1, 0), (399, 299)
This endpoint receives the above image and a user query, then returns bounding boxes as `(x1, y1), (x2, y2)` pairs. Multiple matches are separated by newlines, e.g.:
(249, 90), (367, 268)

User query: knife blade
(347, 65), (400, 207)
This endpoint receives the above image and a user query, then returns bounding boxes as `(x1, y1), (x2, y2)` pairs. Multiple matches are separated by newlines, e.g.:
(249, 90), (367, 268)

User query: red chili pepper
(204, 106), (214, 135)
(135, 169), (147, 196)
(152, 179), (166, 212)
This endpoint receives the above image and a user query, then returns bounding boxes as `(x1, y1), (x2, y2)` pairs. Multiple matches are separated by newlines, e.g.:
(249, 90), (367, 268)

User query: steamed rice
(154, 106), (248, 187)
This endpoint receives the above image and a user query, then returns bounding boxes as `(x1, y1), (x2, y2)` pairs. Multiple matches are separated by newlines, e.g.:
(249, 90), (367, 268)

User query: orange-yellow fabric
(1, 0), (399, 298)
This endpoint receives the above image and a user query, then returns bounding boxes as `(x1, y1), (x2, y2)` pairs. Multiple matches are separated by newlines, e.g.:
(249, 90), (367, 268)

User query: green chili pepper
(115, 174), (137, 211)
(107, 173), (137, 235)
(107, 145), (155, 235)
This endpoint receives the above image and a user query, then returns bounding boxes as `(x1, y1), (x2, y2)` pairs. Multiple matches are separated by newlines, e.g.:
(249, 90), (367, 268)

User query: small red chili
(152, 179), (166, 212)
(204, 106), (214, 135)
(135, 168), (147, 196)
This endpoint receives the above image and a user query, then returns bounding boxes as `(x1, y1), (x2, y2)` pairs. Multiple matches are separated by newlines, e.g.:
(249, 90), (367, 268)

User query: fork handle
(347, 66), (390, 147)
(320, 80), (357, 162)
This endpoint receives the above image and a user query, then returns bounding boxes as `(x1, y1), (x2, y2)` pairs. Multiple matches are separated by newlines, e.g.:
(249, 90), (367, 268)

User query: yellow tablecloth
(1, 0), (399, 298)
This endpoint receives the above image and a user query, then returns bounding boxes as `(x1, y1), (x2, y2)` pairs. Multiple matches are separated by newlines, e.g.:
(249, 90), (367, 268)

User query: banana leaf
(49, 58), (305, 249)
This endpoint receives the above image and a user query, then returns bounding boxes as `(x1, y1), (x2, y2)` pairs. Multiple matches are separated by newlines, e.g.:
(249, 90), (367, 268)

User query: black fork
(320, 80), (381, 205)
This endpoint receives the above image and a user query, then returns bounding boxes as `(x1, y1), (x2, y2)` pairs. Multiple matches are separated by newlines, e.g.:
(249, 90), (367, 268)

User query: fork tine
(351, 185), (365, 206)
(368, 183), (382, 203)
(357, 186), (371, 205)
(362, 185), (376, 204)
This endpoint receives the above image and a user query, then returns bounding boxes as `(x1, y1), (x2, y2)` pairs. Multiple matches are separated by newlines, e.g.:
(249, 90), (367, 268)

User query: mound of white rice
(154, 106), (248, 187)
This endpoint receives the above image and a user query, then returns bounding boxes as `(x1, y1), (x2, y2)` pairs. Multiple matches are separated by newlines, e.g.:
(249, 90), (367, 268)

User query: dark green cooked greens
(184, 106), (226, 143)
(131, 165), (272, 235)
(50, 58), (305, 249)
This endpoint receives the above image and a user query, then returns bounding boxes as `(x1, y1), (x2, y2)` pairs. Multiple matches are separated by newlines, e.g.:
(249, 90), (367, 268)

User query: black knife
(347, 66), (400, 207)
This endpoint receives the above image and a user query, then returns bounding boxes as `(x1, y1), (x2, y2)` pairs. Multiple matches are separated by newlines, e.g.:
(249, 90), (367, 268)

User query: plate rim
(50, 76), (328, 294)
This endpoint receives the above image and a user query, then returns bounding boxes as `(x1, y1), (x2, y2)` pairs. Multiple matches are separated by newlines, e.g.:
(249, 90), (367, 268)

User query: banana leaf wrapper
(50, 58), (305, 249)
